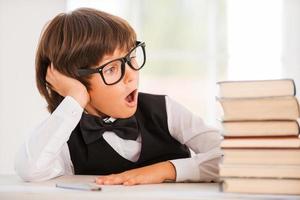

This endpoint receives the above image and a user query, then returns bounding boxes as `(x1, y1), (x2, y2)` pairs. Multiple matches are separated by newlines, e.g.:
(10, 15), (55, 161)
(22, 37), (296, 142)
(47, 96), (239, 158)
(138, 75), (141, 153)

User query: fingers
(123, 177), (141, 186)
(123, 175), (149, 186)
(45, 65), (53, 89)
(95, 174), (147, 186)
(44, 63), (90, 106)
(96, 174), (129, 185)
(45, 64), (57, 91)
(45, 63), (63, 92)
(46, 63), (53, 81)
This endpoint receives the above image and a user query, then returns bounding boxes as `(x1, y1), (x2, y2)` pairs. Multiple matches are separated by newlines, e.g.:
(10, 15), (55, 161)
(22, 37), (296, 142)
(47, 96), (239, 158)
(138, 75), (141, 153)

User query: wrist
(162, 161), (176, 181)
(67, 90), (89, 108)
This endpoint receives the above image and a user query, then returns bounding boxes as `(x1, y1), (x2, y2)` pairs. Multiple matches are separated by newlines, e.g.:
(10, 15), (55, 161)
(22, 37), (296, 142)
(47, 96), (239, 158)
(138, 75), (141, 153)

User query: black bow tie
(80, 113), (139, 145)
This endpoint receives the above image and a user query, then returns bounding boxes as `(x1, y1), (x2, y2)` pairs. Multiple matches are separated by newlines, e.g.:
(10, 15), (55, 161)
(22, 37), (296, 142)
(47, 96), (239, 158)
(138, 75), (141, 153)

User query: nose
(123, 63), (138, 84)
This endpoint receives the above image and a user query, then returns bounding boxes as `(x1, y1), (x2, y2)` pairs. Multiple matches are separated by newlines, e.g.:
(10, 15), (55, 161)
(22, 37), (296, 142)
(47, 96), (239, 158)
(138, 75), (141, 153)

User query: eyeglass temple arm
(77, 68), (99, 76)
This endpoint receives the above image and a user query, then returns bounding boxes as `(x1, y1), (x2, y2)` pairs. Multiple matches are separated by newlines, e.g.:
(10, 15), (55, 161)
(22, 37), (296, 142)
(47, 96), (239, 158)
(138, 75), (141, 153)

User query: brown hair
(35, 8), (136, 113)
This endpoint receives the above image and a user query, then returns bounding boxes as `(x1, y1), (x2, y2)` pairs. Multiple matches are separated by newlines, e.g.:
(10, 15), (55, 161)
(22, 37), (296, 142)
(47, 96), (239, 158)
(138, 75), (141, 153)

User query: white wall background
(227, 0), (283, 80)
(282, 0), (300, 92)
(0, 0), (66, 174)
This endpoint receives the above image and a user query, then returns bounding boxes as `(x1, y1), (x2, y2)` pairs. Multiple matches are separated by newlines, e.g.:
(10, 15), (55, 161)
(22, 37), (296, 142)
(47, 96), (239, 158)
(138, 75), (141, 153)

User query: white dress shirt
(15, 95), (222, 182)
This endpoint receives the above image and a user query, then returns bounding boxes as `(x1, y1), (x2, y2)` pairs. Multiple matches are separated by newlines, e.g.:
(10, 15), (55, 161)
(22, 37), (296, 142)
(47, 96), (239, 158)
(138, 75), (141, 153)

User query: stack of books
(216, 79), (300, 195)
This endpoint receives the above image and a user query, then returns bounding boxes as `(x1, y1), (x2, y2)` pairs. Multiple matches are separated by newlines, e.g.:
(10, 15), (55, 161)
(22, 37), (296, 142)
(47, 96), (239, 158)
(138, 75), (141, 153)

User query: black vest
(67, 93), (191, 175)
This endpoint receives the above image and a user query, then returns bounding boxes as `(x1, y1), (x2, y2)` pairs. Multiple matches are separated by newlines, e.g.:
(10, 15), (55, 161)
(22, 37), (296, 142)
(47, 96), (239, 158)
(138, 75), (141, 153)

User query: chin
(114, 107), (137, 119)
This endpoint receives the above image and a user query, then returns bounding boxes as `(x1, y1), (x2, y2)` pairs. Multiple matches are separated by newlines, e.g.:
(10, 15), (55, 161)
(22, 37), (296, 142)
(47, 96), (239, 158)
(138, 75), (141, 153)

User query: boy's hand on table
(95, 161), (176, 186)
(46, 63), (90, 108)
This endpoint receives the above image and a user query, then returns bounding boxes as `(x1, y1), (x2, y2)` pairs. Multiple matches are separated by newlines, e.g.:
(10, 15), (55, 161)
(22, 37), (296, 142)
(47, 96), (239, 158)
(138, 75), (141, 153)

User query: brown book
(217, 96), (300, 121)
(220, 164), (300, 178)
(222, 121), (299, 137)
(222, 149), (300, 165)
(221, 136), (300, 148)
(222, 178), (300, 195)
(217, 79), (295, 98)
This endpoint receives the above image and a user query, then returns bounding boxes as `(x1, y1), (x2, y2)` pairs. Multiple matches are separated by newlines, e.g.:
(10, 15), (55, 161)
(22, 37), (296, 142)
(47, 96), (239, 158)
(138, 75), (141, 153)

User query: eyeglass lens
(102, 45), (145, 84)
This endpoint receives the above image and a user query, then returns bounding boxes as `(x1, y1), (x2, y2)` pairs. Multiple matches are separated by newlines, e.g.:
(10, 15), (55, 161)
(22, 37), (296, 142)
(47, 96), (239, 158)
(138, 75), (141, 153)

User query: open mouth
(125, 89), (138, 105)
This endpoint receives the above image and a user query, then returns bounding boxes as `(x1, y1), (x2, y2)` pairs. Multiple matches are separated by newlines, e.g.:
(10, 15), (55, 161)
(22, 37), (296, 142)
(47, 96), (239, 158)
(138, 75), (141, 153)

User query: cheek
(88, 76), (124, 113)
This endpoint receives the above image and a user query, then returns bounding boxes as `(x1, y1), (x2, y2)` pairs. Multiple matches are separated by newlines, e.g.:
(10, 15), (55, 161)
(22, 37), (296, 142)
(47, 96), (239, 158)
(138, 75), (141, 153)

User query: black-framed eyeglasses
(77, 41), (146, 85)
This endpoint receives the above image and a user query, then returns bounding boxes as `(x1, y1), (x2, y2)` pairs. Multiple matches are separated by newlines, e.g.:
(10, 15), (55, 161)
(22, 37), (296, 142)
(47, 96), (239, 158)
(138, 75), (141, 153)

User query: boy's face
(85, 48), (139, 119)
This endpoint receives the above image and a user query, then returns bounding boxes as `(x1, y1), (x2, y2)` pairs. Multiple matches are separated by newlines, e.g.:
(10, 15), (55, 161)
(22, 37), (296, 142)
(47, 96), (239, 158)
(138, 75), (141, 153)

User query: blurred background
(0, 0), (299, 174)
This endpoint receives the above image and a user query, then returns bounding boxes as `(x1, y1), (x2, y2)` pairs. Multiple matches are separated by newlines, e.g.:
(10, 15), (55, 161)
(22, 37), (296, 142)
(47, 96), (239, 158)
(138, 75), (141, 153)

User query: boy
(15, 8), (222, 185)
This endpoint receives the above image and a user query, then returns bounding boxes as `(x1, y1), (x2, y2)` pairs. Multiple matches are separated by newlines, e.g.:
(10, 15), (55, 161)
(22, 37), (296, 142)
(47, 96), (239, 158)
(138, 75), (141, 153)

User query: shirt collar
(83, 110), (116, 123)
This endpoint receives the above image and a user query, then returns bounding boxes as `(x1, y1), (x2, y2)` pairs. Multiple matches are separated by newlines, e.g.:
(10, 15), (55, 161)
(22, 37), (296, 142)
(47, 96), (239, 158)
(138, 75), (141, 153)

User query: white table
(0, 175), (299, 200)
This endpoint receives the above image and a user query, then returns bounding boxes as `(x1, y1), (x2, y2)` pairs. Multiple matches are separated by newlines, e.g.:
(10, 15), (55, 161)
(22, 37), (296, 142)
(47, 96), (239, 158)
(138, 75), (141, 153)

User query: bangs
(66, 8), (137, 68)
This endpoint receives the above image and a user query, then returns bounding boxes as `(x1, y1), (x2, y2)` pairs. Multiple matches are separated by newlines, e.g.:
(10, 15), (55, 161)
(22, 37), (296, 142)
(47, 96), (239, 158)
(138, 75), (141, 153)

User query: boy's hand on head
(95, 161), (176, 186)
(46, 64), (90, 108)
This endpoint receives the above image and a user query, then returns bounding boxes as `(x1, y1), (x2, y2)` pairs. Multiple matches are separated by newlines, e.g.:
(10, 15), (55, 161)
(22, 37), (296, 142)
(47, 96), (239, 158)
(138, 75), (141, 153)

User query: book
(217, 79), (295, 98)
(222, 121), (299, 137)
(217, 96), (300, 121)
(220, 164), (300, 178)
(221, 136), (300, 148)
(222, 149), (300, 165)
(222, 178), (300, 195)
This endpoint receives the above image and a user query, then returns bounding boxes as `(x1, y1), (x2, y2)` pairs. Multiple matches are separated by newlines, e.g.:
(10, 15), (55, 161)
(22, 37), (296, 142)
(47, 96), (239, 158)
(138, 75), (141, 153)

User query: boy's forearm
(15, 96), (82, 181)
(155, 161), (176, 181)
